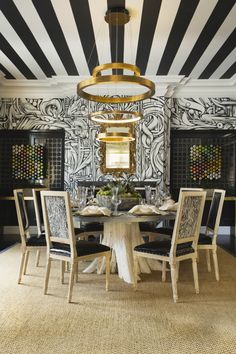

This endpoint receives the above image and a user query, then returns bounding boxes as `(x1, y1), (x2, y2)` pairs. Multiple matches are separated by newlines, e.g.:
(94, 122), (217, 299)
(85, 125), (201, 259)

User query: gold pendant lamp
(77, 8), (155, 141)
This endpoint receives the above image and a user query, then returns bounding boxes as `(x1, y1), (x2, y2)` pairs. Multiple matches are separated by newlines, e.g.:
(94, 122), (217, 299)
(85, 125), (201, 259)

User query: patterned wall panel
(170, 98), (236, 130)
(0, 96), (169, 194)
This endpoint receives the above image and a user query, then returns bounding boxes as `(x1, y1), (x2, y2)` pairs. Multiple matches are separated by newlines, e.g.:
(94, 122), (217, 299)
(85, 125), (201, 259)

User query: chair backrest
(206, 189), (225, 243)
(14, 189), (30, 247)
(41, 191), (77, 258)
(171, 190), (206, 256)
(32, 188), (48, 235)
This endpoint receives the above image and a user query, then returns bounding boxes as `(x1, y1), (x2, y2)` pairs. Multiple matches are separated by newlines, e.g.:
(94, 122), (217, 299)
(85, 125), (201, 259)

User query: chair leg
(18, 252), (26, 284)
(23, 250), (29, 275)
(162, 261), (167, 282)
(176, 261), (180, 282)
(212, 250), (220, 281)
(65, 262), (70, 272)
(170, 262), (178, 303)
(133, 254), (138, 290)
(44, 257), (51, 295)
(192, 258), (199, 294)
(60, 261), (65, 284)
(206, 249), (211, 272)
(105, 254), (110, 291)
(75, 262), (79, 283)
(68, 262), (75, 303)
(35, 250), (40, 267)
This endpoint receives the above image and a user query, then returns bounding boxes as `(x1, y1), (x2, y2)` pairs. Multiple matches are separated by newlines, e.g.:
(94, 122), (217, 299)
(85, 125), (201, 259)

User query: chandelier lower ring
(96, 132), (135, 142)
(90, 110), (143, 124)
(77, 75), (155, 103)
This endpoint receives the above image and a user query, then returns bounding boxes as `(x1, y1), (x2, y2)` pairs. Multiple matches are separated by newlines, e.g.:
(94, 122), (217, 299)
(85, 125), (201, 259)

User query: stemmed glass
(111, 186), (121, 216)
(87, 185), (95, 204)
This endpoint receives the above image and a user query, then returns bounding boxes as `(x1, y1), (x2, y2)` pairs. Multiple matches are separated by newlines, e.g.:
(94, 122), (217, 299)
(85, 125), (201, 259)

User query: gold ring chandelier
(77, 8), (155, 141)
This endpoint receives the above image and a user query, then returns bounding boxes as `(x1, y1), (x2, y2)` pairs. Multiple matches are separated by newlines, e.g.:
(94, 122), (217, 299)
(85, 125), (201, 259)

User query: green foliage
(97, 181), (140, 198)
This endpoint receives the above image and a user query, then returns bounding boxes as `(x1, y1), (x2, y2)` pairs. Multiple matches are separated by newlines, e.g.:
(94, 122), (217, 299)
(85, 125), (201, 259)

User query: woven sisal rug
(0, 244), (236, 354)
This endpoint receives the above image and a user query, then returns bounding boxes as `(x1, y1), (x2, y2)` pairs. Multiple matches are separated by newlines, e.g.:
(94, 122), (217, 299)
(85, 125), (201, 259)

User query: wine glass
(111, 187), (121, 216)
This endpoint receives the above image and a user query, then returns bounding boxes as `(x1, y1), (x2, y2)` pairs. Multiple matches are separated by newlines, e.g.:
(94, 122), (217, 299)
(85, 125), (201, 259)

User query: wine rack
(170, 130), (236, 198)
(0, 130), (65, 195)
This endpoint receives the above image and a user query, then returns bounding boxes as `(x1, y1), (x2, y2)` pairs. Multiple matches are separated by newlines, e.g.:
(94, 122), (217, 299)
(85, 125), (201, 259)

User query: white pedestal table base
(83, 222), (163, 284)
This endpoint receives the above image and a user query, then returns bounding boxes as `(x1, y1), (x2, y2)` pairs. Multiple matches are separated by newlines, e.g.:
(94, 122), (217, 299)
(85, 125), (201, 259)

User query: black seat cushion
(50, 240), (110, 258)
(198, 233), (213, 245)
(155, 227), (173, 236)
(74, 227), (86, 235)
(26, 233), (46, 246)
(82, 222), (104, 232)
(139, 222), (157, 232)
(134, 240), (194, 257)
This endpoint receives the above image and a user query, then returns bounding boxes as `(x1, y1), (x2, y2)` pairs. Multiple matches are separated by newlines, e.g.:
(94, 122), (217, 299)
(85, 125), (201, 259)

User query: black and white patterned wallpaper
(0, 95), (170, 194)
(169, 98), (236, 130)
(0, 96), (235, 194)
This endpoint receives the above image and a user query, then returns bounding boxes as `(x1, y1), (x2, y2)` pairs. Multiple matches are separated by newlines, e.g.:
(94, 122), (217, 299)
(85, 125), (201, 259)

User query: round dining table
(73, 212), (176, 284)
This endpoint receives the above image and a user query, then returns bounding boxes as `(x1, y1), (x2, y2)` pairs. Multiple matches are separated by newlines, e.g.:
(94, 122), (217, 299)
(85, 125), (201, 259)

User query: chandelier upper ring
(92, 63), (141, 77)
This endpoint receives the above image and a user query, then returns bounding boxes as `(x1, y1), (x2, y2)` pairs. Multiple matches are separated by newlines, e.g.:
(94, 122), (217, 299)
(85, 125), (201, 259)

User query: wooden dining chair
(133, 190), (206, 302)
(41, 190), (111, 303)
(32, 187), (48, 266)
(151, 188), (205, 238)
(197, 189), (225, 280)
(14, 189), (46, 284)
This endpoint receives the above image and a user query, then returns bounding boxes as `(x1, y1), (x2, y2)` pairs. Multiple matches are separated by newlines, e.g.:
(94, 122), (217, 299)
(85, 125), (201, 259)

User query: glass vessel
(111, 186), (121, 215)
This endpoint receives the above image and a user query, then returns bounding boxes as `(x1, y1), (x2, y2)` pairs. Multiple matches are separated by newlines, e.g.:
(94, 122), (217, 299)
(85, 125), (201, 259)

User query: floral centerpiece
(97, 180), (141, 210)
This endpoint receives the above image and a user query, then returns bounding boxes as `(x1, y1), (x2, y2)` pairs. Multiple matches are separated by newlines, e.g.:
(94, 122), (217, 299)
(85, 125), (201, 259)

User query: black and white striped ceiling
(0, 0), (235, 81)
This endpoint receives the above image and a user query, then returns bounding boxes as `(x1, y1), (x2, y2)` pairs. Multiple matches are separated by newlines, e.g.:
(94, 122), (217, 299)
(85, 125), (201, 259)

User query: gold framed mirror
(99, 123), (136, 175)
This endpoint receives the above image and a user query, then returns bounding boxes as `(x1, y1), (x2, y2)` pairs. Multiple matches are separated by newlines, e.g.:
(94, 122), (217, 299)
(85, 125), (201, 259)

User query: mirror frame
(99, 123), (136, 176)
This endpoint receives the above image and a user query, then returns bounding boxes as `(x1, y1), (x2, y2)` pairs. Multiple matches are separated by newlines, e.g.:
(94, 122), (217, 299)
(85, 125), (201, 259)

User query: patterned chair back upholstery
(206, 189), (225, 241)
(41, 191), (76, 257)
(32, 188), (48, 235)
(171, 191), (206, 256)
(14, 189), (30, 246)
(45, 196), (69, 239)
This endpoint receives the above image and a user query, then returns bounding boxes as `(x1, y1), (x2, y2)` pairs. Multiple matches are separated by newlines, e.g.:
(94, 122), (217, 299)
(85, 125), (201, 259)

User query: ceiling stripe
(70, 0), (99, 74)
(14, 0), (67, 77)
(145, 0), (180, 75)
(124, 0), (143, 67)
(210, 48), (236, 79)
(0, 34), (36, 79)
(0, 11), (46, 78)
(0, 51), (26, 79)
(180, 0), (236, 77)
(156, 0), (200, 75)
(51, 0), (90, 76)
(89, 0), (111, 66)
(168, 0), (218, 76)
(199, 29), (236, 79)
(189, 5), (236, 78)
(0, 0), (235, 81)
(1, 0), (55, 78)
(0, 62), (15, 79)
(136, 0), (162, 74)
(32, 0), (78, 76)
(221, 62), (236, 79)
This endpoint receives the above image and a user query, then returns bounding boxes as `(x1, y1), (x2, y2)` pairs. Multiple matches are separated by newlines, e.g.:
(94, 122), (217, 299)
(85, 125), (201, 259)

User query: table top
(73, 211), (176, 224)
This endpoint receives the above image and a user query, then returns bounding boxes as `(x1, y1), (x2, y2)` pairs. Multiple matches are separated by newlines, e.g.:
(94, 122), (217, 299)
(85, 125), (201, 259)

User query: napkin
(159, 199), (178, 211)
(78, 205), (111, 216)
(128, 205), (167, 215)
